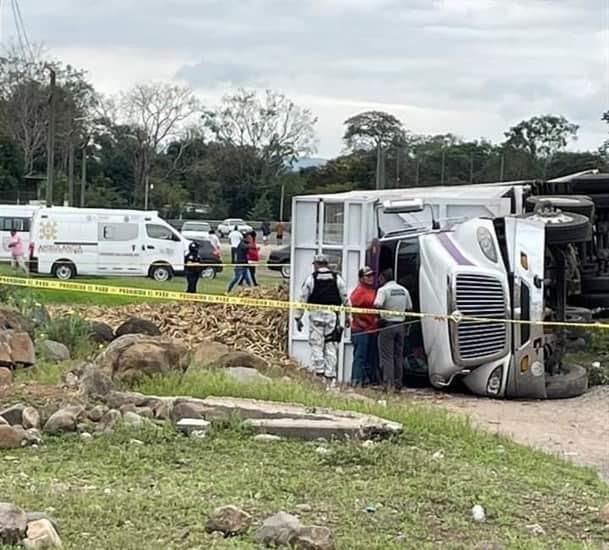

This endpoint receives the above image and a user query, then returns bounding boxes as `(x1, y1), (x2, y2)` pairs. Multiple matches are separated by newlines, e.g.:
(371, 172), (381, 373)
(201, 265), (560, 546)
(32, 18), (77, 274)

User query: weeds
(38, 314), (96, 359)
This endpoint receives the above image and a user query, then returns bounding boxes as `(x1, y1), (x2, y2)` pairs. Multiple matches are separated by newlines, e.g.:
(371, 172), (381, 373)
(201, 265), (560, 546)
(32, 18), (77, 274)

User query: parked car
(191, 238), (223, 279)
(181, 221), (211, 241)
(217, 218), (253, 237)
(267, 245), (290, 279)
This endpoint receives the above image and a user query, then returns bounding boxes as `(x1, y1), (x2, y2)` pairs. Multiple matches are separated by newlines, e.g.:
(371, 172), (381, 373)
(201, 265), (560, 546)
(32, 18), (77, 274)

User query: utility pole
(45, 68), (56, 207)
(375, 142), (382, 190)
(395, 146), (400, 187)
(279, 183), (286, 221)
(68, 138), (74, 206)
(440, 149), (446, 185)
(499, 152), (505, 182)
(80, 142), (87, 207)
(415, 157), (420, 186)
(144, 174), (150, 210)
(469, 151), (474, 184)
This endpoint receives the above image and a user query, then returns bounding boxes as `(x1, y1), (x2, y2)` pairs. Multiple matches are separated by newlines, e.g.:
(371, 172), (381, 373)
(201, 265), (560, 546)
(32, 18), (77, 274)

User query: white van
(29, 207), (188, 281)
(0, 205), (40, 263)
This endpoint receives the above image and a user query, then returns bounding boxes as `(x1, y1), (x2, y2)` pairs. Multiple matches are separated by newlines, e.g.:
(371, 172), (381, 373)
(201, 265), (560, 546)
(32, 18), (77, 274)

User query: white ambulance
(29, 207), (188, 281)
(0, 205), (40, 264)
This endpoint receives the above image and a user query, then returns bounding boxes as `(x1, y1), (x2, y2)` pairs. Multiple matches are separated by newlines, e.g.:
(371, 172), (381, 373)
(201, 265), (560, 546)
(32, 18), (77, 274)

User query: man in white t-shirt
(228, 226), (243, 265)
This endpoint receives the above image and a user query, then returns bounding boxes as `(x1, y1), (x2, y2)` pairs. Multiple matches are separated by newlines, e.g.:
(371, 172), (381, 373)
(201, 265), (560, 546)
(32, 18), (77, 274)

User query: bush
(39, 314), (95, 359)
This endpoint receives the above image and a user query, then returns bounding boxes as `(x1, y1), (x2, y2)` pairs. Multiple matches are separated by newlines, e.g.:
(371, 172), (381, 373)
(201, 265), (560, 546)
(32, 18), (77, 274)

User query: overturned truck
(289, 172), (603, 399)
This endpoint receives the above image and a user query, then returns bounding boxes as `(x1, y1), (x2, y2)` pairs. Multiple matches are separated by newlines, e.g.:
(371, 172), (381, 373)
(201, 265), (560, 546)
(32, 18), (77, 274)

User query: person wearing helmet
(184, 241), (203, 293)
(294, 253), (347, 383)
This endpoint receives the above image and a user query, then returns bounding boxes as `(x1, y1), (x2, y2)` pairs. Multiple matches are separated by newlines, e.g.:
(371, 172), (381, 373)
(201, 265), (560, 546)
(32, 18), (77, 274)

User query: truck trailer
(289, 180), (594, 399)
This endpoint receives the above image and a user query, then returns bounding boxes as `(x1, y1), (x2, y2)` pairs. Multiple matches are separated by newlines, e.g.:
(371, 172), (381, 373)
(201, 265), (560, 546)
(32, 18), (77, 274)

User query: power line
(12, 0), (32, 58)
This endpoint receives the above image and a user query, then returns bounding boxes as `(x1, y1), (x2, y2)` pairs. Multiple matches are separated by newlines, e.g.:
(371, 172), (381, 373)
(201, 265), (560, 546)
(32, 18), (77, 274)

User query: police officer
(294, 254), (347, 383)
(184, 241), (203, 293)
(374, 268), (412, 392)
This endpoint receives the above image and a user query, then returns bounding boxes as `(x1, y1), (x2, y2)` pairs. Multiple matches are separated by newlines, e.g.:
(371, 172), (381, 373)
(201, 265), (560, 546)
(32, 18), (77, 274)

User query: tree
(343, 111), (406, 189)
(119, 82), (201, 206)
(503, 115), (579, 159)
(248, 193), (273, 221)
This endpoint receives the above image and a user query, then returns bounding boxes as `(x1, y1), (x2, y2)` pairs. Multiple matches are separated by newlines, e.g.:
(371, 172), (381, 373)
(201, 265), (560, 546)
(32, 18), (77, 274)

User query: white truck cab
(29, 207), (188, 281)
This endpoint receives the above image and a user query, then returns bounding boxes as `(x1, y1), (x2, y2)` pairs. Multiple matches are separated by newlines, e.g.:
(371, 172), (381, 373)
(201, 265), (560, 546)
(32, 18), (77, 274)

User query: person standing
(294, 254), (347, 383)
(261, 221), (271, 244)
(226, 238), (254, 293)
(349, 266), (378, 386)
(275, 220), (285, 244)
(208, 229), (221, 253)
(8, 229), (27, 274)
(228, 225), (243, 265)
(374, 268), (411, 393)
(246, 230), (260, 287)
(184, 241), (202, 293)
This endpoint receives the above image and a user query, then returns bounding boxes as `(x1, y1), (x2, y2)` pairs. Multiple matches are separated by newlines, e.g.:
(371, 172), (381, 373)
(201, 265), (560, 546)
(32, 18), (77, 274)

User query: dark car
(191, 239), (223, 279)
(267, 245), (290, 279)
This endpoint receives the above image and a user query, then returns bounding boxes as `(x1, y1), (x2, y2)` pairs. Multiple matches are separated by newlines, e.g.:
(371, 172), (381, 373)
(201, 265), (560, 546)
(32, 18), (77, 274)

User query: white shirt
(229, 230), (243, 248)
(374, 280), (412, 322)
(208, 234), (221, 250)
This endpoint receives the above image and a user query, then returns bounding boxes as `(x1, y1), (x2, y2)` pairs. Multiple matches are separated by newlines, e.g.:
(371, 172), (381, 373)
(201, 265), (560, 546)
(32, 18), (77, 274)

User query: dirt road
(408, 386), (609, 482)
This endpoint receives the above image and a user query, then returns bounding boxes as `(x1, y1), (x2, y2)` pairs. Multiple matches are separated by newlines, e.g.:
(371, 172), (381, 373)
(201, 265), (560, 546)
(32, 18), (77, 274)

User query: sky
(2, 0), (608, 158)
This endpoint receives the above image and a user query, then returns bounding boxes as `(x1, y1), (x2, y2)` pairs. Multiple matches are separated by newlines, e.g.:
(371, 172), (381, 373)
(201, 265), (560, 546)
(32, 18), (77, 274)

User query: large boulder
(290, 526), (336, 550)
(95, 334), (190, 383)
(191, 340), (230, 366)
(214, 351), (268, 371)
(254, 512), (303, 547)
(206, 505), (252, 536)
(0, 425), (25, 449)
(0, 502), (27, 545)
(0, 306), (33, 337)
(0, 367), (12, 387)
(88, 321), (114, 344)
(115, 318), (161, 338)
(23, 518), (62, 548)
(0, 404), (25, 425)
(43, 407), (82, 434)
(39, 340), (70, 362)
(0, 331), (35, 367)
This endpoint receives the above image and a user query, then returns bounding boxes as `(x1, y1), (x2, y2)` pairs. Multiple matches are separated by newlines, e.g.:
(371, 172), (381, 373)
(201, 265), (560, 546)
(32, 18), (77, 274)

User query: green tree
(503, 115), (579, 159)
(248, 193), (273, 221)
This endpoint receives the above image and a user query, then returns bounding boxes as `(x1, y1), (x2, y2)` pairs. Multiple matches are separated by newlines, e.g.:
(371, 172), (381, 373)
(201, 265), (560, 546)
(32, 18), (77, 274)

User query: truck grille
(452, 273), (508, 364)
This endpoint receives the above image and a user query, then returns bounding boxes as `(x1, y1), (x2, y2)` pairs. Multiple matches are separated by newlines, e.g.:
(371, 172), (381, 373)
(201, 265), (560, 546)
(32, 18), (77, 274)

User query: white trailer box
(289, 184), (527, 383)
(30, 207), (188, 281)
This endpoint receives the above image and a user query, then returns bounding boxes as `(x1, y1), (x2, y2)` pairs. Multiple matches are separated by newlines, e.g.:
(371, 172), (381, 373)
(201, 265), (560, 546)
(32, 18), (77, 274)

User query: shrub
(39, 314), (95, 359)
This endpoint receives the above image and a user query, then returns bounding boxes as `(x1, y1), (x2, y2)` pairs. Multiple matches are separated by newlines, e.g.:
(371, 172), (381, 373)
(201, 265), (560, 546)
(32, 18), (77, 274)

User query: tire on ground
(570, 175), (609, 195)
(545, 364), (588, 399)
(588, 194), (609, 209)
(570, 293), (609, 309)
(526, 195), (595, 218)
(524, 212), (591, 245)
(581, 275), (609, 293)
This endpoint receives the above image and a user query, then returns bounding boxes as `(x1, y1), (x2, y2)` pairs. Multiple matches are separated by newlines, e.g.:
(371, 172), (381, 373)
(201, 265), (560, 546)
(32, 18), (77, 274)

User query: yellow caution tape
(0, 275), (608, 331)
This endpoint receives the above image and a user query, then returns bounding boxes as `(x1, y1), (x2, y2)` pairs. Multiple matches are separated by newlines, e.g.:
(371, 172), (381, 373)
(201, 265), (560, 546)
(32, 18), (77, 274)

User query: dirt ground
(404, 386), (609, 482)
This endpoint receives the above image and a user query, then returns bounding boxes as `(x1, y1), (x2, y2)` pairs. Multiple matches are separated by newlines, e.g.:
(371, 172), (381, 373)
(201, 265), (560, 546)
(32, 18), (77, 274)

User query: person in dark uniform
(184, 241), (203, 293)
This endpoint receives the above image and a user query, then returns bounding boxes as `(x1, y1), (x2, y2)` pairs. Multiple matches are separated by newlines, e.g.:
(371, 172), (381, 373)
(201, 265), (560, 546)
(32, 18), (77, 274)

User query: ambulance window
(99, 223), (139, 241)
(146, 224), (180, 241)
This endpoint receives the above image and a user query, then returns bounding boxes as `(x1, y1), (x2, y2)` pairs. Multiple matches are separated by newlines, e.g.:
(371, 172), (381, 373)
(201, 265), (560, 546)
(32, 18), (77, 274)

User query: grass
(1, 366), (608, 549)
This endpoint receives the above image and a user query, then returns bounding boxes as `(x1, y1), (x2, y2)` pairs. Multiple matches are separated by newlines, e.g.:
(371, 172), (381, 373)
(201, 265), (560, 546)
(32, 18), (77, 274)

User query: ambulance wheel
(150, 264), (172, 282)
(545, 364), (588, 399)
(52, 261), (76, 280)
(201, 267), (216, 279)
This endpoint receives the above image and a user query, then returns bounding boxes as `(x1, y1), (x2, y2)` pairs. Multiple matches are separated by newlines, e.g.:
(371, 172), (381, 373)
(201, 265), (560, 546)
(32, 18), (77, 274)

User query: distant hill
(292, 157), (327, 170)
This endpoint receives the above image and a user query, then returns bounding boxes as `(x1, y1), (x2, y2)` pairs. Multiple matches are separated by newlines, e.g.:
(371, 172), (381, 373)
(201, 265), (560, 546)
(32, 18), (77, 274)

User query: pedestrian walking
(294, 254), (347, 383)
(226, 238), (254, 293)
(349, 266), (378, 386)
(374, 268), (412, 393)
(8, 229), (27, 274)
(275, 220), (285, 244)
(208, 229), (221, 252)
(184, 241), (202, 293)
(228, 225), (243, 265)
(246, 230), (260, 287)
(261, 221), (271, 244)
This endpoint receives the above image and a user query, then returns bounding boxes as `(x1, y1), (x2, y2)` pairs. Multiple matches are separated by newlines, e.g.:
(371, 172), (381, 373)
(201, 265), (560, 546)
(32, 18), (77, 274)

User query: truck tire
(524, 211), (591, 245)
(570, 293), (609, 309)
(52, 261), (76, 280)
(526, 195), (595, 218)
(570, 175), (609, 195)
(581, 275), (609, 293)
(588, 194), (609, 209)
(201, 266), (216, 279)
(545, 364), (588, 399)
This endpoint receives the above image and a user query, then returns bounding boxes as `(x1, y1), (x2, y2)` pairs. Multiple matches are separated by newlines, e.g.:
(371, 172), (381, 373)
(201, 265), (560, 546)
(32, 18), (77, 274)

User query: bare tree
(119, 82), (201, 205)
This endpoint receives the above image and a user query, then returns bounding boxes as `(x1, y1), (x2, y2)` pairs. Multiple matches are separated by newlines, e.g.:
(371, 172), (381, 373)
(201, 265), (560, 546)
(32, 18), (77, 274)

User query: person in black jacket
(184, 241), (203, 293)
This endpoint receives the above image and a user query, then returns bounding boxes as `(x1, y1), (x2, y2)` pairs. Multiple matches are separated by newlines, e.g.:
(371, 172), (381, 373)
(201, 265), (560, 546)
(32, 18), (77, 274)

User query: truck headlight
(486, 366), (503, 395)
(477, 227), (498, 263)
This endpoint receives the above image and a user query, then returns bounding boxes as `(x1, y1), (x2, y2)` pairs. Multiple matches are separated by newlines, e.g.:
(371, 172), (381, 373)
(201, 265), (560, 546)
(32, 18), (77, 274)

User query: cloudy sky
(4, 0), (609, 157)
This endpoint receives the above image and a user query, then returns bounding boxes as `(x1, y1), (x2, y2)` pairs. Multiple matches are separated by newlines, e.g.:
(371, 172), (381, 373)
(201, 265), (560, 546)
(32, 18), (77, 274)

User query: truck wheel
(525, 211), (591, 245)
(545, 364), (588, 399)
(588, 194), (609, 208)
(570, 293), (609, 309)
(150, 264), (172, 282)
(570, 175), (609, 195)
(526, 195), (595, 218)
(52, 261), (76, 280)
(581, 275), (609, 293)
(280, 264), (290, 279)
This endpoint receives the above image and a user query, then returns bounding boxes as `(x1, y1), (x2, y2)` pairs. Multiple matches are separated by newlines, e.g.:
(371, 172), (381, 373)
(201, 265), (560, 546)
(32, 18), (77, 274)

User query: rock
(206, 505), (252, 536)
(0, 331), (35, 367)
(170, 400), (210, 422)
(115, 317), (161, 338)
(22, 407), (41, 430)
(39, 340), (70, 362)
(289, 526), (336, 550)
(23, 518), (62, 548)
(94, 334), (190, 383)
(24, 429), (43, 445)
(0, 502), (27, 545)
(25, 513), (60, 536)
(315, 446), (331, 456)
(226, 367), (272, 384)
(119, 404), (138, 415)
(191, 339), (230, 366)
(0, 416), (6, 425)
(78, 364), (114, 399)
(80, 432), (93, 442)
(87, 405), (108, 422)
(135, 407), (154, 419)
(104, 390), (151, 410)
(215, 351), (268, 371)
(122, 411), (145, 429)
(0, 404), (25, 425)
(600, 503), (609, 524)
(254, 434), (282, 443)
(88, 321), (114, 344)
(246, 417), (385, 441)
(254, 512), (303, 547)
(0, 425), (26, 449)
(526, 524), (546, 536)
(471, 504), (486, 522)
(97, 409), (121, 432)
(43, 408), (78, 434)
(0, 367), (12, 386)
(176, 418), (211, 437)
(0, 306), (34, 336)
